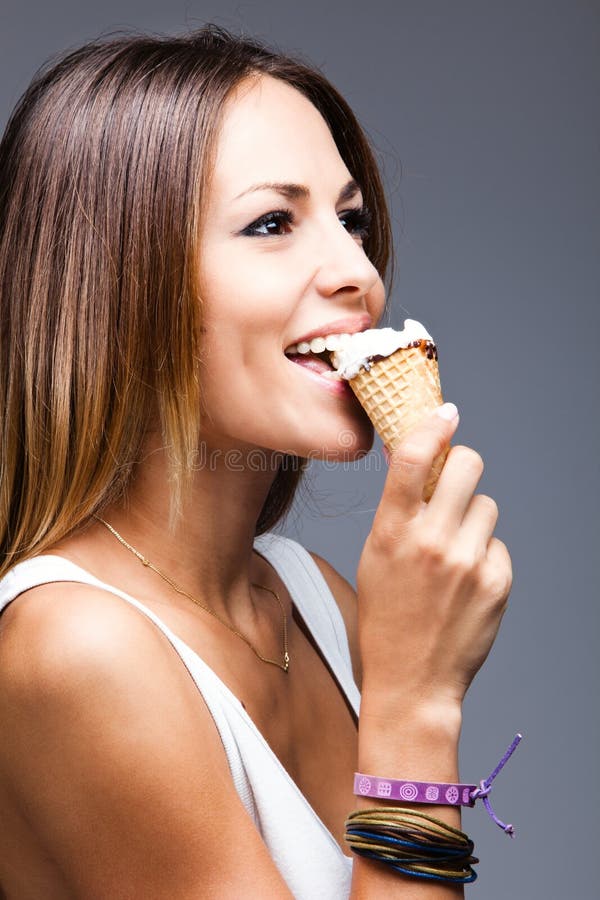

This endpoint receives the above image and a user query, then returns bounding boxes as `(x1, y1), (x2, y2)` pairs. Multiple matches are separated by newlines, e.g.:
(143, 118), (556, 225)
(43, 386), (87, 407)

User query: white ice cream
(329, 319), (434, 380)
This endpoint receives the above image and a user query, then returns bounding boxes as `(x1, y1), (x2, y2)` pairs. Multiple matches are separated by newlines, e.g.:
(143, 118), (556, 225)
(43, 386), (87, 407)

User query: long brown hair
(0, 25), (393, 575)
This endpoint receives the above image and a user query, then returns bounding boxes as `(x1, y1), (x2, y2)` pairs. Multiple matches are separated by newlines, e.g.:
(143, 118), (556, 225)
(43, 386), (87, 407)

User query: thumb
(379, 402), (459, 523)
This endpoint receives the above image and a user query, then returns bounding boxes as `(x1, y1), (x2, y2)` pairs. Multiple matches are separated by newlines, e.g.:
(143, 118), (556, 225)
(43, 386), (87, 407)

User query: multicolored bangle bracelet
(344, 807), (479, 884)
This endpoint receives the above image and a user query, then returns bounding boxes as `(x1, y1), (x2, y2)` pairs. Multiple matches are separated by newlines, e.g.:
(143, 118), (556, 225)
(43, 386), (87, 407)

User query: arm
(0, 584), (294, 900)
(349, 407), (511, 897)
(308, 556), (464, 897)
(313, 406), (510, 898)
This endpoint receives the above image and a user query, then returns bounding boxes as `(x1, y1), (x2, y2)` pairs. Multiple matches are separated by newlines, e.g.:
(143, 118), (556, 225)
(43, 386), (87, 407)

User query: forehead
(211, 75), (352, 199)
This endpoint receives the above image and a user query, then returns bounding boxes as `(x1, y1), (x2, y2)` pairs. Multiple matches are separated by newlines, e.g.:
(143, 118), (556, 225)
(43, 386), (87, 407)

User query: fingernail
(435, 402), (459, 421)
(383, 446), (391, 465)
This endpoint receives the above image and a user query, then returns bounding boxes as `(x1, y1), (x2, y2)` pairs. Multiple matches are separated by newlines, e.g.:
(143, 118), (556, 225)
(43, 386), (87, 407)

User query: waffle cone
(349, 341), (448, 501)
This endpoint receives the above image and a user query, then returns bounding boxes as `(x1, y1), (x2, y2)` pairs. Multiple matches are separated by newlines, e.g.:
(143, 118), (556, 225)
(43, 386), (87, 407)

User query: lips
(285, 350), (353, 397)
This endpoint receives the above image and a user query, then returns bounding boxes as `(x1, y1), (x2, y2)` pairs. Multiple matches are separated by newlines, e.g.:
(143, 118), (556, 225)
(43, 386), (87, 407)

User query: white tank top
(0, 531), (360, 899)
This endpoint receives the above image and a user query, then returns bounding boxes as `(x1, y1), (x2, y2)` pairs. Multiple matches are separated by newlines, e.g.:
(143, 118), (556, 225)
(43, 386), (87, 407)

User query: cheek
(201, 253), (300, 342)
(369, 277), (387, 322)
(196, 283), (287, 435)
(197, 340), (267, 442)
(198, 237), (308, 368)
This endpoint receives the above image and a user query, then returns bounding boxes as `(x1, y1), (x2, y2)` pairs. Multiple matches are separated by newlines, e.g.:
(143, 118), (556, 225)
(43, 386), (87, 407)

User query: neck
(95, 430), (290, 618)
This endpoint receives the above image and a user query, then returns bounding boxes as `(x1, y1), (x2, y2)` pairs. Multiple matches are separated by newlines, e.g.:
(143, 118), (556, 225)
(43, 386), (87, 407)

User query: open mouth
(284, 334), (347, 378)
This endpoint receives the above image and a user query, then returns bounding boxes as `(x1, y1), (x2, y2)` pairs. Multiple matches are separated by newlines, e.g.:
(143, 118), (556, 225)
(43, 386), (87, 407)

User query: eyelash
(241, 205), (372, 241)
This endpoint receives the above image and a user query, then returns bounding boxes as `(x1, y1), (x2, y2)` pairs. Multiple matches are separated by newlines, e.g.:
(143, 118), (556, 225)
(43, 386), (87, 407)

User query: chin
(301, 419), (375, 463)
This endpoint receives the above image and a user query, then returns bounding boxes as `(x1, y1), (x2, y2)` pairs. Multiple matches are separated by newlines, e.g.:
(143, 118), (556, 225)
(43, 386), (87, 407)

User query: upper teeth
(286, 333), (352, 355)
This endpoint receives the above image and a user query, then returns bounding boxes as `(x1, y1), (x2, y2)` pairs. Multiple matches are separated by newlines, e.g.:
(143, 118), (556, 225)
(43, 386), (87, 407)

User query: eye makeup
(240, 204), (372, 240)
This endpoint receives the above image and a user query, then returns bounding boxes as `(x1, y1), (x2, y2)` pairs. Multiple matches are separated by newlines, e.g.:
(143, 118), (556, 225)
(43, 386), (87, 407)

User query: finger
(482, 537), (513, 601)
(426, 445), (485, 529)
(460, 494), (499, 557)
(376, 403), (460, 528)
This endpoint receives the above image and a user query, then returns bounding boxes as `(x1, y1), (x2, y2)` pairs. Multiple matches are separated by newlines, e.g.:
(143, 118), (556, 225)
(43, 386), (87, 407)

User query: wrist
(359, 686), (463, 736)
(358, 697), (462, 783)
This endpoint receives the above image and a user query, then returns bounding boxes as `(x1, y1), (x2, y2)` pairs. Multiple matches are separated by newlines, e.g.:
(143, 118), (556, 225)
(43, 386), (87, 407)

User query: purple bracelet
(354, 733), (522, 838)
(354, 774), (477, 806)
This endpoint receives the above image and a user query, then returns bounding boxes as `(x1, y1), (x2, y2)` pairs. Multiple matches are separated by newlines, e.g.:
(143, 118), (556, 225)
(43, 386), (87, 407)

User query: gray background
(1, 1), (598, 897)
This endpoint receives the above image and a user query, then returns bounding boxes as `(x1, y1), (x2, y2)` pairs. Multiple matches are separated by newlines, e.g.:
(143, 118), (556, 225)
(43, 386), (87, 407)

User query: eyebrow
(233, 178), (361, 204)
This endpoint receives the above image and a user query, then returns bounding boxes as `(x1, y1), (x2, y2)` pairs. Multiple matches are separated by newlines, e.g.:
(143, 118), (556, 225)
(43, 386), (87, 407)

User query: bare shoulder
(0, 581), (175, 704)
(307, 551), (362, 689)
(0, 581), (292, 898)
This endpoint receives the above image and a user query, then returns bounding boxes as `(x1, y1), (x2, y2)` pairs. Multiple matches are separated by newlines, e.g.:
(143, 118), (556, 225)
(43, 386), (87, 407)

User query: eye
(241, 209), (294, 237)
(339, 205), (372, 241)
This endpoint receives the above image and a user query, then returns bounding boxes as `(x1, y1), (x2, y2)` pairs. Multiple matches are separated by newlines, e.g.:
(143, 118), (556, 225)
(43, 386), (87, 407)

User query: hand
(356, 403), (512, 713)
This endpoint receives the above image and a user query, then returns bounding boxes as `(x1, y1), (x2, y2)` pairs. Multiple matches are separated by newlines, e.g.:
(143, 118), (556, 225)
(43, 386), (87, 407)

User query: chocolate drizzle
(357, 339), (439, 375)
(405, 339), (438, 360)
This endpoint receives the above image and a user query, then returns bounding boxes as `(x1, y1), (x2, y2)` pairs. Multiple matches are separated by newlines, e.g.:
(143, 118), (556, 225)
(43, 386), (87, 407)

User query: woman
(0, 26), (512, 898)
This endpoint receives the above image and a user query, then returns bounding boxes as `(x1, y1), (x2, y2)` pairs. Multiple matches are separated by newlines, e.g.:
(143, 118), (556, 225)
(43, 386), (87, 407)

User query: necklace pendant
(283, 651), (290, 672)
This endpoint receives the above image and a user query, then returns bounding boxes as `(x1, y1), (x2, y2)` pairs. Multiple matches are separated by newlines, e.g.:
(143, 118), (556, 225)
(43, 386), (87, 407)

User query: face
(197, 75), (386, 461)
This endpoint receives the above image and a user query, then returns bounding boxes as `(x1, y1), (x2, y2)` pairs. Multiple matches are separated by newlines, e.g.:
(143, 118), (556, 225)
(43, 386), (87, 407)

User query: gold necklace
(93, 515), (289, 673)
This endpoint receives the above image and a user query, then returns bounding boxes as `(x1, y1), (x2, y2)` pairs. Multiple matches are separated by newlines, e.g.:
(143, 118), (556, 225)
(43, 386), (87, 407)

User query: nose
(312, 216), (383, 307)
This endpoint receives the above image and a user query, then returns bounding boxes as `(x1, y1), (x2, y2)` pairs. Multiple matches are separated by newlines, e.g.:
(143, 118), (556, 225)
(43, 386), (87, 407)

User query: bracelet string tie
(353, 733), (523, 841)
(470, 733), (522, 837)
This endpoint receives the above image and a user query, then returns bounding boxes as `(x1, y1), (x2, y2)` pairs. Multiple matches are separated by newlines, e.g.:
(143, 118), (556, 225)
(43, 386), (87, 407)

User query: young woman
(0, 27), (512, 899)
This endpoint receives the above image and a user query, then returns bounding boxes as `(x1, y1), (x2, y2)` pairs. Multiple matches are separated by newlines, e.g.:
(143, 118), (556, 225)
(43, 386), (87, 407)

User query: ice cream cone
(348, 340), (448, 501)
